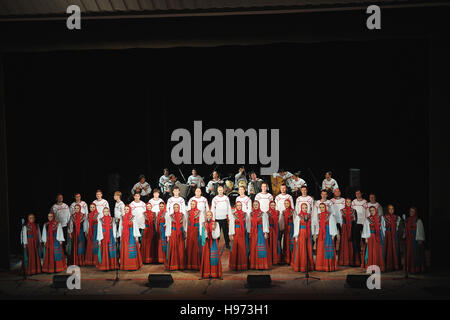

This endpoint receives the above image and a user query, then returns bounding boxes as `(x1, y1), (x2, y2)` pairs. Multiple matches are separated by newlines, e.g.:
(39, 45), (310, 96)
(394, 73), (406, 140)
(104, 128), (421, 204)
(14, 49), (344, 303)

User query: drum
(225, 179), (234, 192)
(237, 179), (247, 190)
(227, 190), (240, 208)
(175, 181), (189, 200)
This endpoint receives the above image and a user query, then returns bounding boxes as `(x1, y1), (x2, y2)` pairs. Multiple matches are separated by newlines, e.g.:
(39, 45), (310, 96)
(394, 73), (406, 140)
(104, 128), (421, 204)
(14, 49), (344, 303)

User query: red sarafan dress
(85, 205), (100, 266)
(42, 220), (67, 273)
(292, 209), (314, 272)
(383, 213), (400, 271)
(141, 209), (156, 264)
(361, 211), (385, 272)
(21, 221), (42, 276)
(249, 205), (271, 270)
(186, 201), (202, 270)
(119, 209), (143, 271)
(229, 206), (249, 271)
(155, 204), (168, 263)
(338, 206), (361, 266)
(315, 211), (338, 272)
(404, 212), (426, 273)
(267, 203), (282, 265)
(165, 210), (186, 271)
(281, 205), (295, 265)
(69, 211), (86, 266)
(200, 219), (222, 279)
(96, 215), (118, 271)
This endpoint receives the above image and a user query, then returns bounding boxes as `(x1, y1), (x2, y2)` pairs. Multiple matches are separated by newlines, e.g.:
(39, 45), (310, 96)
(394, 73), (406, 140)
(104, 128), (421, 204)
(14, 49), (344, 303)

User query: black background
(3, 39), (428, 252)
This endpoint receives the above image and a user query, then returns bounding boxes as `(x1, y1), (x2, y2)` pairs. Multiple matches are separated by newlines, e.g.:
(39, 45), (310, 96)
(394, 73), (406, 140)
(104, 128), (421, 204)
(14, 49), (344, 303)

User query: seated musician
(234, 166), (247, 189)
(273, 169), (293, 182)
(247, 171), (263, 201)
(187, 168), (205, 199)
(131, 174), (151, 203)
(322, 171), (339, 199)
(159, 168), (170, 191)
(206, 171), (224, 202)
(288, 171), (307, 199)
(162, 174), (177, 202)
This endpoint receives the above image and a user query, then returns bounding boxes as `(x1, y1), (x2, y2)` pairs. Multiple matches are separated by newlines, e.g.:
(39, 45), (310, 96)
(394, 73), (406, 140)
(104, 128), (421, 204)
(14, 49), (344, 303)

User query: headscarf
(344, 200), (353, 236)
(157, 203), (167, 226)
(74, 204), (83, 235)
(47, 214), (57, 248)
(406, 207), (418, 240)
(88, 203), (98, 240)
(299, 203), (311, 237)
(370, 207), (380, 242)
(283, 201), (294, 234)
(189, 200), (199, 228)
(251, 201), (262, 235)
(319, 204), (329, 241)
(122, 205), (132, 240)
(234, 201), (246, 237)
(27, 215), (38, 242)
(268, 200), (279, 235)
(173, 205), (182, 235)
(145, 203), (154, 226)
(102, 209), (112, 243)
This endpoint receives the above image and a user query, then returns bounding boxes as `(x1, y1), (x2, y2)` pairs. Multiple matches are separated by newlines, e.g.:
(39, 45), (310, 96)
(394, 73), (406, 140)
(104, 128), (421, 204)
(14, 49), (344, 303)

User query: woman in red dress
(229, 201), (250, 271)
(42, 211), (67, 273)
(165, 203), (186, 271)
(96, 207), (118, 271)
(314, 203), (338, 272)
(141, 203), (156, 264)
(68, 204), (86, 266)
(200, 211), (222, 279)
(85, 203), (100, 266)
(155, 202), (168, 263)
(404, 207), (426, 273)
(338, 198), (361, 266)
(249, 201), (271, 270)
(361, 206), (385, 272)
(267, 200), (282, 265)
(281, 199), (295, 265)
(292, 203), (314, 272)
(383, 204), (401, 271)
(119, 205), (143, 270)
(21, 213), (42, 276)
(186, 200), (202, 270)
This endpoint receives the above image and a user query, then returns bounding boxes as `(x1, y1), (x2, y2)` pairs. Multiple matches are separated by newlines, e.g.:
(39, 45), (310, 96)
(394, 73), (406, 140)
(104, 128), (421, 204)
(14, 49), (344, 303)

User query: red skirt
(384, 229), (400, 271)
(97, 238), (118, 271)
(42, 237), (67, 273)
(404, 233), (425, 273)
(22, 238), (42, 276)
(361, 236), (385, 272)
(141, 224), (156, 264)
(249, 226), (271, 270)
(315, 234), (338, 272)
(165, 230), (185, 271)
(269, 226), (281, 265)
(292, 228), (314, 272)
(155, 222), (167, 263)
(85, 224), (99, 266)
(70, 231), (85, 267)
(186, 225), (201, 270)
(120, 231), (143, 271)
(338, 225), (360, 267)
(229, 228), (249, 271)
(282, 223), (294, 265)
(200, 239), (222, 279)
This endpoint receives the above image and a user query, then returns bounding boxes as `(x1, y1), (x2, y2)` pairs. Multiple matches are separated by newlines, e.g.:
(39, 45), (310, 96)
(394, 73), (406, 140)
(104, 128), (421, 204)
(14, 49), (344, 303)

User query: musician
(70, 193), (89, 218)
(322, 171), (339, 198)
(247, 171), (263, 201)
(367, 193), (383, 217)
(255, 182), (273, 213)
(295, 185), (314, 215)
(162, 174), (177, 202)
(275, 184), (294, 213)
(273, 169), (293, 185)
(148, 188), (165, 215)
(211, 185), (232, 249)
(159, 168), (170, 191)
(312, 190), (337, 228)
(129, 192), (147, 234)
(235, 185), (252, 215)
(131, 174), (151, 202)
(288, 172), (307, 199)
(187, 169), (205, 199)
(51, 194), (70, 246)
(188, 187), (210, 218)
(113, 191), (125, 222)
(234, 166), (247, 188)
(166, 186), (187, 215)
(206, 171), (224, 201)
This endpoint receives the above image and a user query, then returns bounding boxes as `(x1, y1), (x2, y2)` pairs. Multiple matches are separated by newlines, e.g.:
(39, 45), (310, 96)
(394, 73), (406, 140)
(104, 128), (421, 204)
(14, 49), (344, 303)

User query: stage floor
(1, 237), (449, 300)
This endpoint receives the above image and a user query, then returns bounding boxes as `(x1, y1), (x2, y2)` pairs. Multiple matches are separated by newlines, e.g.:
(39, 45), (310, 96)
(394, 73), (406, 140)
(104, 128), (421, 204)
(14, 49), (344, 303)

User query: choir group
(20, 169), (426, 280)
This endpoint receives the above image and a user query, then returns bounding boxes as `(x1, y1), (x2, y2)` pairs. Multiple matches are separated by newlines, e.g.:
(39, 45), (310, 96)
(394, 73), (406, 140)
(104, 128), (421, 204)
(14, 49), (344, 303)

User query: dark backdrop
(3, 39), (428, 252)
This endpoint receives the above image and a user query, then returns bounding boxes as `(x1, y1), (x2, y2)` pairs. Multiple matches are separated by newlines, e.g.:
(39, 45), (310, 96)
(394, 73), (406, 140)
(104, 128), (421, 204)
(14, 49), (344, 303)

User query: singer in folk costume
(361, 206), (385, 272)
(96, 207), (118, 271)
(41, 211), (66, 273)
(200, 211), (222, 279)
(292, 203), (314, 272)
(68, 204), (86, 266)
(155, 202), (168, 263)
(165, 203), (186, 271)
(228, 201), (250, 271)
(404, 207), (426, 273)
(314, 203), (338, 272)
(186, 200), (203, 270)
(118, 205), (143, 271)
(338, 198), (361, 267)
(85, 203), (100, 266)
(382, 204), (401, 271)
(248, 200), (271, 270)
(280, 199), (295, 265)
(21, 213), (42, 276)
(141, 203), (156, 264)
(267, 200), (282, 265)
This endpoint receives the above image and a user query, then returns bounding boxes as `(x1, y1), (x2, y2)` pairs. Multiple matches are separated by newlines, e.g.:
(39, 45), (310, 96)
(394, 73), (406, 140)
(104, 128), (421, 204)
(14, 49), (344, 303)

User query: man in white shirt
(131, 174), (151, 202)
(247, 171), (263, 201)
(289, 171), (307, 200)
(93, 189), (110, 219)
(129, 192), (147, 235)
(367, 193), (383, 217)
(211, 185), (232, 249)
(330, 188), (345, 226)
(186, 168), (205, 199)
(188, 187), (209, 218)
(275, 184), (294, 213)
(206, 171), (224, 202)
(162, 174), (177, 202)
(70, 192), (88, 217)
(148, 188), (164, 215)
(235, 185), (252, 215)
(166, 186), (187, 215)
(352, 189), (368, 249)
(113, 191), (125, 222)
(159, 168), (170, 191)
(234, 166), (247, 189)
(295, 185), (314, 214)
(312, 190), (337, 229)
(255, 182), (273, 213)
(273, 169), (294, 186)
(51, 193), (71, 246)
(322, 171), (339, 199)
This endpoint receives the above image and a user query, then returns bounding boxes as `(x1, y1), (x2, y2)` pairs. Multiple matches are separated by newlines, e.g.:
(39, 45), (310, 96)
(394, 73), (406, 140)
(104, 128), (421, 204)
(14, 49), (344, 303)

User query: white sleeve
(312, 214), (319, 236)
(295, 198), (300, 215)
(228, 213), (235, 236)
(262, 212), (269, 233)
(113, 223), (118, 239)
(416, 219), (426, 241)
(227, 198), (232, 219)
(41, 225), (47, 243)
(378, 205), (383, 217)
(133, 220), (141, 237)
(205, 199), (210, 213)
(211, 198), (216, 219)
(97, 219), (103, 241)
(212, 222), (221, 239)
(206, 181), (212, 194)
(293, 215), (300, 239)
(56, 224), (65, 242)
(67, 217), (73, 234)
(328, 214), (338, 237)
(21, 226), (27, 245)
(333, 205), (342, 225)
(83, 218), (89, 233)
(131, 183), (137, 195)
(361, 220), (371, 239)
(200, 177), (205, 187)
(118, 221), (123, 237)
(321, 180), (326, 190)
(246, 213), (251, 233)
(334, 179), (339, 190)
(187, 176), (193, 185)
(165, 214), (172, 237)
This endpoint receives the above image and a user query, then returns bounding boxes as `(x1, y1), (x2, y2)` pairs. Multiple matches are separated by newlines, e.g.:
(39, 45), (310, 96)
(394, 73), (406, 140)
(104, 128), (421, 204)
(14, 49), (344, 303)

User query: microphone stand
(296, 215), (320, 285)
